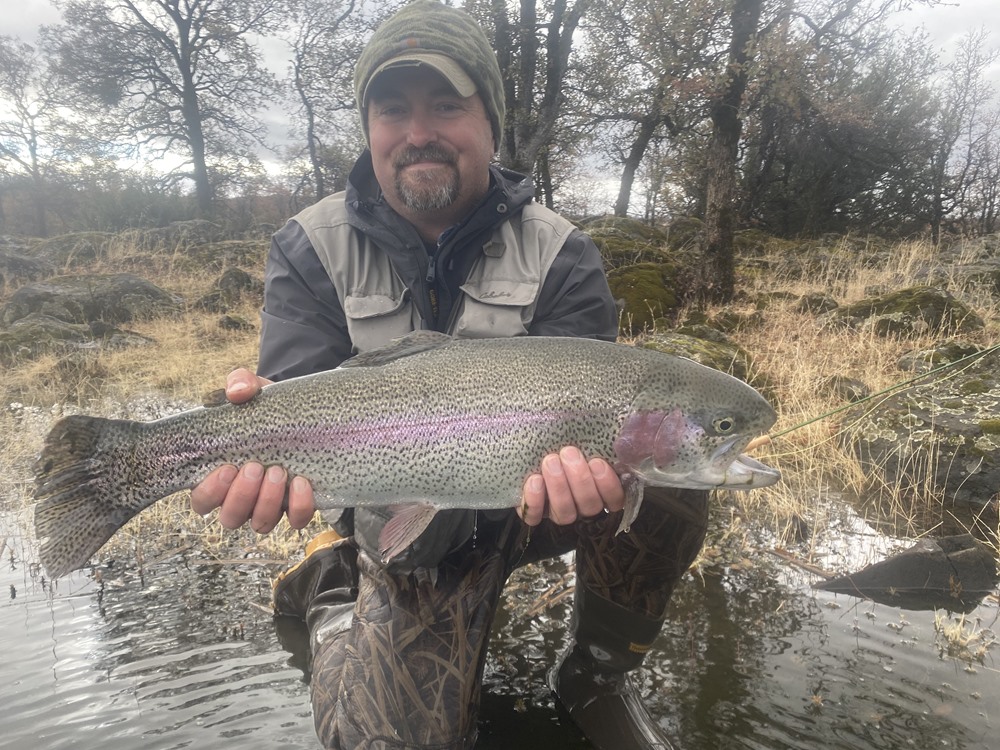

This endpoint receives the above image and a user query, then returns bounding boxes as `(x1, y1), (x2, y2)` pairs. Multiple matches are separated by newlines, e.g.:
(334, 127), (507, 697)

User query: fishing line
(748, 339), (1000, 452)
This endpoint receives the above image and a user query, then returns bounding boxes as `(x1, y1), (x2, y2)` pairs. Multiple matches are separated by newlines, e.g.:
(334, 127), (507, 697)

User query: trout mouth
(636, 435), (781, 491)
(706, 435), (781, 489)
(720, 453), (781, 489)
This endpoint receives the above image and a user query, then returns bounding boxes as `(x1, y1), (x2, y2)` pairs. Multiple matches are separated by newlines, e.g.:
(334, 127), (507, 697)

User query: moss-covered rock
(606, 262), (682, 335)
(845, 347), (1000, 511)
(1, 273), (182, 326)
(639, 331), (753, 384)
(796, 292), (839, 315)
(195, 268), (264, 312)
(32, 231), (118, 267)
(0, 313), (92, 360)
(171, 238), (269, 274)
(896, 340), (983, 373)
(665, 216), (705, 251)
(0, 251), (52, 289)
(823, 286), (984, 338)
(581, 215), (671, 270)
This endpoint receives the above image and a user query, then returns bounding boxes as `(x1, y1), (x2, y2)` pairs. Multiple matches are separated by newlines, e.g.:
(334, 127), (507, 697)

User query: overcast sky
(7, 0), (999, 172)
(11, 0), (999, 51)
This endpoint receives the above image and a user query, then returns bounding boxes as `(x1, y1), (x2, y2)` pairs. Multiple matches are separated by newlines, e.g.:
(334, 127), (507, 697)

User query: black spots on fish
(34, 414), (144, 578)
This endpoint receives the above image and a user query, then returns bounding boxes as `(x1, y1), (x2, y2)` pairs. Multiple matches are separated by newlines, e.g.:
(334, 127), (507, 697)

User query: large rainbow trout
(34, 332), (780, 577)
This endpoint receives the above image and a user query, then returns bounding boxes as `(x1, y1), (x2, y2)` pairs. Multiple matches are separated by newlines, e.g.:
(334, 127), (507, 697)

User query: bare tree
(926, 27), (999, 242)
(45, 0), (287, 217)
(283, 0), (396, 203)
(0, 36), (65, 235)
(468, 0), (592, 196)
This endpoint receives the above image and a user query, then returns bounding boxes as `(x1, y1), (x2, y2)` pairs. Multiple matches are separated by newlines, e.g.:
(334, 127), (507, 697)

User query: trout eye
(713, 416), (736, 434)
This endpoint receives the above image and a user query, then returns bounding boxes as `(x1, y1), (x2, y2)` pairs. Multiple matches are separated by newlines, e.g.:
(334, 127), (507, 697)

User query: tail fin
(34, 414), (141, 578)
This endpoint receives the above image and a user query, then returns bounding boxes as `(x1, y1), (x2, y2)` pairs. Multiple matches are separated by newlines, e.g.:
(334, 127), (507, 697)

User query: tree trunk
(491, 0), (590, 177)
(614, 115), (658, 217)
(700, 0), (762, 303)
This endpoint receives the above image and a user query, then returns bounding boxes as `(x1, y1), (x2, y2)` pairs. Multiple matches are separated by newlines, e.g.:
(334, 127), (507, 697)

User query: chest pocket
(447, 209), (568, 339)
(343, 285), (421, 354)
(451, 278), (539, 338)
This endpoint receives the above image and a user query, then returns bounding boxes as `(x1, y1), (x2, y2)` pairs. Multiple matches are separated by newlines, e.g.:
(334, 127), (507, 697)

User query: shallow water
(3, 496), (997, 750)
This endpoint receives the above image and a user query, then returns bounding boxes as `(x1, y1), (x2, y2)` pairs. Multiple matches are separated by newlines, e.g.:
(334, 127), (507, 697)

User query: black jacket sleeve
(529, 229), (618, 341)
(257, 220), (353, 382)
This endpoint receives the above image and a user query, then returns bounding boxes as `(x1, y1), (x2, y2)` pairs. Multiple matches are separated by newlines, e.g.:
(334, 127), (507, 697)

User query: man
(190, 2), (709, 748)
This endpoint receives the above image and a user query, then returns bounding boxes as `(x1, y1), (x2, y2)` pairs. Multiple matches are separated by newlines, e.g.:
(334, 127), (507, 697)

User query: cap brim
(363, 51), (477, 105)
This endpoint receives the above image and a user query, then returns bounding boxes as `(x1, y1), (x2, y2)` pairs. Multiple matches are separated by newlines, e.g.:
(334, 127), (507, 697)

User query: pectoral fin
(615, 473), (645, 535)
(378, 502), (439, 562)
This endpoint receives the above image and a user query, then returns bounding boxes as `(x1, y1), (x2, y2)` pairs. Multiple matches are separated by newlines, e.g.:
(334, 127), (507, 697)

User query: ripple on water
(1, 540), (317, 750)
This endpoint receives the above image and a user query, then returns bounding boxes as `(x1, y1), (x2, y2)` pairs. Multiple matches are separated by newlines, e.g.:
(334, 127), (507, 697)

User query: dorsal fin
(339, 330), (454, 368)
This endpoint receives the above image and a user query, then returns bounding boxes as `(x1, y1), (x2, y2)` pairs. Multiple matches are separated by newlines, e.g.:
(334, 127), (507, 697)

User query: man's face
(366, 65), (494, 226)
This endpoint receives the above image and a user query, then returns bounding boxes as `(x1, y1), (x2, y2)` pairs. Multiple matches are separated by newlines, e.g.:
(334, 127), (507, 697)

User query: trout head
(613, 403), (780, 491)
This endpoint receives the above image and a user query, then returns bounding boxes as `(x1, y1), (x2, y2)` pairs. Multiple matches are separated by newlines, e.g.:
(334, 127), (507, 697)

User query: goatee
(394, 146), (460, 211)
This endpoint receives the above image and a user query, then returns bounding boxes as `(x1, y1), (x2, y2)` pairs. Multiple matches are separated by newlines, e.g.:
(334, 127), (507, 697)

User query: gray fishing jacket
(255, 151), (618, 569)
(257, 151), (617, 381)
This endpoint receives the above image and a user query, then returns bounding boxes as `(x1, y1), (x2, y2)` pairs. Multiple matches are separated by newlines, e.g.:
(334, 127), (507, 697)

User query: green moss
(582, 216), (671, 270)
(665, 216), (705, 251)
(978, 419), (1000, 435)
(828, 286), (984, 336)
(641, 332), (751, 383)
(606, 262), (680, 335)
(960, 380), (990, 396)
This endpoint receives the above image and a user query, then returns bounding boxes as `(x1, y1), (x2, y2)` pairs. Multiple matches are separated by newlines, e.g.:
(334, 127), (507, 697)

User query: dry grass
(933, 610), (998, 664)
(2, 232), (998, 576)
(0, 250), (324, 574)
(724, 235), (1000, 556)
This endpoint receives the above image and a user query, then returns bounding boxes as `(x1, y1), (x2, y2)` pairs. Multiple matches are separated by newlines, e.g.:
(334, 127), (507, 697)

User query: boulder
(896, 340), (983, 373)
(0, 252), (52, 288)
(195, 268), (264, 312)
(640, 331), (754, 383)
(606, 262), (682, 335)
(796, 292), (838, 315)
(171, 239), (268, 274)
(581, 215), (671, 270)
(31, 231), (117, 267)
(665, 216), (705, 251)
(814, 534), (998, 613)
(1, 273), (182, 327)
(0, 312), (155, 363)
(823, 286), (983, 338)
(845, 345), (1000, 510)
(0, 313), (93, 362)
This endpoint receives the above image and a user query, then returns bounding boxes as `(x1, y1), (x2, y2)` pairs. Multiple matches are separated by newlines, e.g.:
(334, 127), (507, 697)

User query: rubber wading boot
(551, 487), (709, 750)
(272, 529), (357, 620)
(271, 530), (360, 681)
(549, 585), (676, 750)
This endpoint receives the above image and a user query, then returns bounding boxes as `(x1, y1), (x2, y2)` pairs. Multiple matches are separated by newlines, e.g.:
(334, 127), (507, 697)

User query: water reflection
(2, 501), (998, 750)
(1, 524), (317, 750)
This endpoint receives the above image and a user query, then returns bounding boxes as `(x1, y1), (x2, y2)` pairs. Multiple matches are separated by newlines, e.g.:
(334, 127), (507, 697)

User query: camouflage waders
(273, 487), (708, 749)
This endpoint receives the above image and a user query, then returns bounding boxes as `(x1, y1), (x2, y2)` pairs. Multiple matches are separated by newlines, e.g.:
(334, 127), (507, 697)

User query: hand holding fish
(519, 448), (626, 526)
(189, 368), (316, 533)
(189, 365), (624, 536)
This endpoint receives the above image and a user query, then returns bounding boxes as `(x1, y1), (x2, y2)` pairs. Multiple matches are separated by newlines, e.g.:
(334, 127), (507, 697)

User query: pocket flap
(458, 280), (539, 307)
(344, 292), (409, 320)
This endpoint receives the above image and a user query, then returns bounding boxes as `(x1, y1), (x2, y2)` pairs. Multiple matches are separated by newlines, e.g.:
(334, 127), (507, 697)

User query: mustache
(393, 146), (457, 169)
